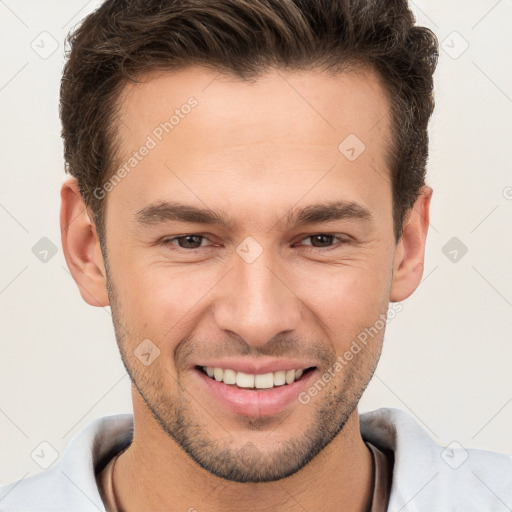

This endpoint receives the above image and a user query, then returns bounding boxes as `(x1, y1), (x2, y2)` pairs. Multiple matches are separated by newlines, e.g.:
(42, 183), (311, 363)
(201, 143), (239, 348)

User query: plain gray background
(1, 0), (511, 486)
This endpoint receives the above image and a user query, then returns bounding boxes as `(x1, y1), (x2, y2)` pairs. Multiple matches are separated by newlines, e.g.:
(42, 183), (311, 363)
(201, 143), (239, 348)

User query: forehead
(109, 65), (393, 224)
(116, 64), (391, 149)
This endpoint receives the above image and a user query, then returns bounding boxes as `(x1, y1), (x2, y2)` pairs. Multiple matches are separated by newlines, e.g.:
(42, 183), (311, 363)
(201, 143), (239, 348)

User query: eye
(160, 234), (212, 250)
(159, 233), (351, 253)
(297, 234), (351, 251)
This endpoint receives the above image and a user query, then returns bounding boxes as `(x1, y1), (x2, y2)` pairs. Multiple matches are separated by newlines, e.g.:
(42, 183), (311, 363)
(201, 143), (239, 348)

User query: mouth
(196, 365), (316, 390)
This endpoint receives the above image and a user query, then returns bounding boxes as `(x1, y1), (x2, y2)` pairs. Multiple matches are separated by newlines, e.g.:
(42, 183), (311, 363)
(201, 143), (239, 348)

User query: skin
(61, 65), (432, 511)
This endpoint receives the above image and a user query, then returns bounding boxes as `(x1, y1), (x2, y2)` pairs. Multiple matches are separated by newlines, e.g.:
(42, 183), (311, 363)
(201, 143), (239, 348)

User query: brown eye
(298, 234), (350, 252)
(307, 234), (336, 248)
(162, 235), (208, 249)
(176, 235), (204, 248)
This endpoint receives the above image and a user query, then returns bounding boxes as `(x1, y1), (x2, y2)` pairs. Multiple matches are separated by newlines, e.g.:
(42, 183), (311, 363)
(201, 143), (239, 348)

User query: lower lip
(194, 367), (317, 417)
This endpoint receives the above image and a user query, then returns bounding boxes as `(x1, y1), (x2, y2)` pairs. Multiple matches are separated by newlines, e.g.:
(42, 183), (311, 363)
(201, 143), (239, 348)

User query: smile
(199, 366), (315, 390)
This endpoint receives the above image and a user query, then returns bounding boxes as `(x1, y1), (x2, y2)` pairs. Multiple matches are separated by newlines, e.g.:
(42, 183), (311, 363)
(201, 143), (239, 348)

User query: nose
(213, 243), (302, 347)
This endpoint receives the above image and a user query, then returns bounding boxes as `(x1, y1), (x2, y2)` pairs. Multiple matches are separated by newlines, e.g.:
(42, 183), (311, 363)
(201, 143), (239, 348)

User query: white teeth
(236, 371), (254, 388)
(222, 368), (237, 385)
(273, 370), (286, 386)
(202, 366), (309, 388)
(254, 372), (274, 389)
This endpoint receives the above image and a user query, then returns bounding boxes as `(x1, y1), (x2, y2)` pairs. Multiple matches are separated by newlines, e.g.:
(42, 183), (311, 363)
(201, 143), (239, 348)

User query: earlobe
(390, 185), (433, 302)
(60, 176), (109, 307)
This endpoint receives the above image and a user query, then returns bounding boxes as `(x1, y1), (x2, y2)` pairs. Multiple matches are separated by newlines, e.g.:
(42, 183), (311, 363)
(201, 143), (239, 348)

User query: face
(99, 65), (398, 482)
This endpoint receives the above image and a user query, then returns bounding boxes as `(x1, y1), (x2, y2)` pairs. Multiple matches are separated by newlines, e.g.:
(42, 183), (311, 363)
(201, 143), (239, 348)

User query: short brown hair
(60, 0), (438, 245)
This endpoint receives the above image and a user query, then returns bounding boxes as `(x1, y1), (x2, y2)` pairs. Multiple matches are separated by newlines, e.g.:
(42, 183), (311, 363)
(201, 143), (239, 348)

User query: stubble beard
(104, 263), (382, 483)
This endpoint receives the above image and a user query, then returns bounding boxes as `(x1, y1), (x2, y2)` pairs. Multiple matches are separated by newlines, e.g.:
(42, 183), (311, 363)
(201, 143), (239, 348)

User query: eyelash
(159, 233), (351, 253)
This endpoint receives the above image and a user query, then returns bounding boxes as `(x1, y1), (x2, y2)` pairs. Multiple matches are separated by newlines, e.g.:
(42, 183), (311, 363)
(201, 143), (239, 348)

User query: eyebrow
(134, 199), (373, 229)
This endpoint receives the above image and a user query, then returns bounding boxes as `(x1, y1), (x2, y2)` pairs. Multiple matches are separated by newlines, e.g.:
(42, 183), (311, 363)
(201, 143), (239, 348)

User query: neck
(114, 393), (374, 512)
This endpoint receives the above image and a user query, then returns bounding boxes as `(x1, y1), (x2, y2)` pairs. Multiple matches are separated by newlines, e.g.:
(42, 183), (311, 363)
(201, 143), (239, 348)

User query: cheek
(296, 256), (390, 306)
(113, 262), (220, 341)
(293, 259), (391, 339)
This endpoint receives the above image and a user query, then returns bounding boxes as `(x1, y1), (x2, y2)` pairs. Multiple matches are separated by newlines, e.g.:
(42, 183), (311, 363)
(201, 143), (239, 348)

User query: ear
(390, 185), (433, 302)
(60, 176), (109, 307)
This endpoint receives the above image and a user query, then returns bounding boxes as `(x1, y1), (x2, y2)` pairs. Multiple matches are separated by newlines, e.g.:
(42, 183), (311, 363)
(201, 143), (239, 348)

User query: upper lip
(193, 358), (317, 375)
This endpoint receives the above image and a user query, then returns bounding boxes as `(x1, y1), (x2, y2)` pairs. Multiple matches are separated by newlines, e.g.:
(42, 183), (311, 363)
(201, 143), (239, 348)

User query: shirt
(1, 408), (511, 511)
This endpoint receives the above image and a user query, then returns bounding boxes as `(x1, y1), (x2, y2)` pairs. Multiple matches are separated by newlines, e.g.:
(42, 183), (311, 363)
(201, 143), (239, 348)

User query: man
(1, 0), (510, 510)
